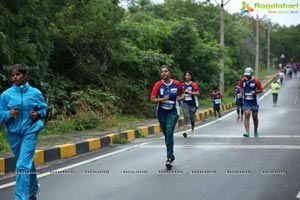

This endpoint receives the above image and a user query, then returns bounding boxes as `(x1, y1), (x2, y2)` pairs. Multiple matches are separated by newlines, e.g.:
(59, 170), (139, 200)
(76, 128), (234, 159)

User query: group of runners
(150, 65), (263, 169)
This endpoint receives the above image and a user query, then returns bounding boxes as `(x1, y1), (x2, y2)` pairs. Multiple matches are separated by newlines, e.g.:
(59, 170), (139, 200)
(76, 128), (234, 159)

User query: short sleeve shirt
(151, 79), (183, 117)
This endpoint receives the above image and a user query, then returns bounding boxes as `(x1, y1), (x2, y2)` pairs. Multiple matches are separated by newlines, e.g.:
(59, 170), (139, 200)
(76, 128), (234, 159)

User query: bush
(136, 129), (146, 138)
(0, 131), (11, 154)
(112, 137), (128, 144)
(73, 112), (102, 131)
(42, 119), (77, 135)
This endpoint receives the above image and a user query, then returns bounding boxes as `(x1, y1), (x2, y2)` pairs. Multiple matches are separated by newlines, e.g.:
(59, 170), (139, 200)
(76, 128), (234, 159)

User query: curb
(0, 104), (233, 174)
(0, 73), (278, 175)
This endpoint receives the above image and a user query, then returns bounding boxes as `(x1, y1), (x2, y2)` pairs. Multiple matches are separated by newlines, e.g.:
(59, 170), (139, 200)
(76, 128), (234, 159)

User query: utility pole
(219, 0), (224, 94)
(267, 25), (270, 75)
(215, 0), (230, 94)
(255, 14), (259, 78)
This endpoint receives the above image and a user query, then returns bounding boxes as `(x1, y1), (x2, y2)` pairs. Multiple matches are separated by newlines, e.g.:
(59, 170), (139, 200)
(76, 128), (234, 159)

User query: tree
(49, 0), (125, 84)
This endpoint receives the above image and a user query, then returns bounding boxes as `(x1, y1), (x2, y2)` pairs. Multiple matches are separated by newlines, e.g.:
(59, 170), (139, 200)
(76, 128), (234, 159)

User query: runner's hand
(10, 107), (18, 119)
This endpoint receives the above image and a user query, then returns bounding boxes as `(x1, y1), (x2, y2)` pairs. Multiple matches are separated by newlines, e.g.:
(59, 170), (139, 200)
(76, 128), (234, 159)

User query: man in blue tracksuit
(0, 64), (48, 200)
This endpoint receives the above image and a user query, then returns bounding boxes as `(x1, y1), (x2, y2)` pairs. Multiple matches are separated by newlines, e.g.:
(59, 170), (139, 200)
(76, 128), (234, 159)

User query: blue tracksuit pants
(8, 132), (39, 200)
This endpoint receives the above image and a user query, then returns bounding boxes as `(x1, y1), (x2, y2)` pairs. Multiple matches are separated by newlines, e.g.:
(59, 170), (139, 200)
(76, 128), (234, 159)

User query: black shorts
(235, 102), (243, 107)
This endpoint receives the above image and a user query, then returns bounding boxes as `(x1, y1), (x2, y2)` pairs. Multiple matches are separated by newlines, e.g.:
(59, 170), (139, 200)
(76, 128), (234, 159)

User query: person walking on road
(234, 80), (243, 121)
(271, 80), (280, 105)
(0, 64), (48, 200)
(210, 86), (222, 119)
(182, 70), (200, 138)
(240, 67), (263, 138)
(279, 71), (284, 85)
(150, 65), (184, 169)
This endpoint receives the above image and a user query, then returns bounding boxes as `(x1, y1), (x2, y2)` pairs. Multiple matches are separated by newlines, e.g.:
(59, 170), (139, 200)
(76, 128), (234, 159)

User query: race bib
(214, 99), (221, 104)
(245, 92), (254, 100)
(170, 88), (178, 94)
(184, 93), (192, 101)
(161, 100), (175, 110)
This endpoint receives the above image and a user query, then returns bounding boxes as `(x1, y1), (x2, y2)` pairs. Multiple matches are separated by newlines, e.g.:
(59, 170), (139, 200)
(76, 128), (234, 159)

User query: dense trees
(0, 0), (299, 120)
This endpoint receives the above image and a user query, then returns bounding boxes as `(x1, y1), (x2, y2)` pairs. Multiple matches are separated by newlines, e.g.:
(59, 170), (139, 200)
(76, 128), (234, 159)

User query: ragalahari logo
(240, 2), (254, 16)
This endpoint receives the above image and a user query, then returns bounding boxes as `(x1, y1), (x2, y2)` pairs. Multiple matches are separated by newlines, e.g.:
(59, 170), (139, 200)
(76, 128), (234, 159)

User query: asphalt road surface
(1, 75), (300, 200)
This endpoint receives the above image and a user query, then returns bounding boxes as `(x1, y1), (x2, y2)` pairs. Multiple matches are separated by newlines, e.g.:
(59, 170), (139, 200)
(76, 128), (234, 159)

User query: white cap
(244, 67), (253, 76)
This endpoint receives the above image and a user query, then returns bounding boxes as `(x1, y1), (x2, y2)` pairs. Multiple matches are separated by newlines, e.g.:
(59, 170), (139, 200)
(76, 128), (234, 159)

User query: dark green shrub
(73, 112), (101, 131)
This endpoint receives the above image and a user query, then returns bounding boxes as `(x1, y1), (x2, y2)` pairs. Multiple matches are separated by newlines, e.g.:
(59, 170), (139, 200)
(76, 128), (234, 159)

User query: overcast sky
(151, 0), (300, 27)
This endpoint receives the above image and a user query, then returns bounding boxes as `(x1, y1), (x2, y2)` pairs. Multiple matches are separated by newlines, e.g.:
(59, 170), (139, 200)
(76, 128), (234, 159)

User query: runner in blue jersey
(150, 65), (184, 169)
(239, 67), (263, 138)
(182, 70), (200, 138)
(234, 80), (243, 121)
(210, 86), (222, 118)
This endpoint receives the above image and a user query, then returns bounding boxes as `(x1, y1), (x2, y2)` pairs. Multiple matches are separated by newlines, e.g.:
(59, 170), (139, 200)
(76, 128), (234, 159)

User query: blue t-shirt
(151, 79), (183, 117)
(234, 85), (243, 104)
(182, 81), (199, 107)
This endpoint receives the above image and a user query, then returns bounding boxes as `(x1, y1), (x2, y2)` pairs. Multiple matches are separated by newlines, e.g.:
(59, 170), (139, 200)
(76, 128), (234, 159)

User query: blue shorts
(243, 100), (259, 113)
(212, 103), (221, 109)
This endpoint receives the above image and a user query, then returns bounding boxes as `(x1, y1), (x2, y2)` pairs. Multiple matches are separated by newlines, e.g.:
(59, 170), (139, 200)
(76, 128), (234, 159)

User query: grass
(0, 114), (149, 154)
(258, 66), (279, 80)
(112, 137), (128, 144)
(136, 129), (146, 138)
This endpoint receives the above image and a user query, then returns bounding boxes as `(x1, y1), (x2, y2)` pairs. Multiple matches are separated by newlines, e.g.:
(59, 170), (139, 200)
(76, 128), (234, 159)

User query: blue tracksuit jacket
(0, 82), (48, 199)
(0, 82), (48, 134)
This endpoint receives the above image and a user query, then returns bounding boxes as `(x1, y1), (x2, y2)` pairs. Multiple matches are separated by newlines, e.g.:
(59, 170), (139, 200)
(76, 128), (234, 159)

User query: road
(1, 76), (300, 200)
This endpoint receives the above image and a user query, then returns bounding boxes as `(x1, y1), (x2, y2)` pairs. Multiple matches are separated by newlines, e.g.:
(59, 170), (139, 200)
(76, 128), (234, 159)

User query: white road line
(296, 191), (300, 199)
(160, 88), (276, 139)
(169, 115), (233, 138)
(159, 88), (276, 139)
(0, 89), (287, 190)
(175, 135), (300, 138)
(140, 144), (300, 150)
(260, 89), (271, 100)
(0, 142), (151, 190)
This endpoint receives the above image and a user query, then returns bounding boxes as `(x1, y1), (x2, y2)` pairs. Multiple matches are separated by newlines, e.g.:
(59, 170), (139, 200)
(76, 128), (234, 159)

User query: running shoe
(170, 155), (175, 162)
(165, 158), (172, 169)
(183, 132), (187, 138)
(254, 132), (259, 138)
(243, 133), (249, 137)
(28, 184), (40, 200)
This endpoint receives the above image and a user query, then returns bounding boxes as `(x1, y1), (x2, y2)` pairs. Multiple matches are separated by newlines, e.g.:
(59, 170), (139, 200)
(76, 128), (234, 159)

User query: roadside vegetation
(0, 66), (278, 154)
(0, 0), (298, 154)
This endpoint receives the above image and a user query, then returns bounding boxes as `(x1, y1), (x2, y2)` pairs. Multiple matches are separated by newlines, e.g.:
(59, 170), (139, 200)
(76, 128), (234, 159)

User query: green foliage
(48, 0), (125, 84)
(0, 1), (53, 67)
(42, 112), (109, 134)
(42, 119), (77, 135)
(224, 67), (241, 90)
(0, 0), (299, 138)
(0, 131), (11, 154)
(112, 137), (128, 144)
(271, 25), (300, 62)
(73, 112), (102, 131)
(136, 129), (146, 138)
(71, 87), (121, 116)
(170, 18), (201, 70)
